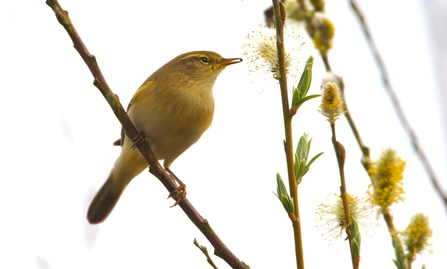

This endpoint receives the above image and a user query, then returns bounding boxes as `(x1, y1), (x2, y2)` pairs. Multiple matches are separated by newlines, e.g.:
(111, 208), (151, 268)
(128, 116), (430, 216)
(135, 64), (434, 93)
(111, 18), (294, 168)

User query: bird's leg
(129, 132), (145, 150)
(166, 168), (187, 207)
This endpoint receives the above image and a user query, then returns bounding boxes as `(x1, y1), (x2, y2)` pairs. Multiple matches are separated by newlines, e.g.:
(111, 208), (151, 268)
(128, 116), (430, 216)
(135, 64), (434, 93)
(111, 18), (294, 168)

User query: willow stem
(272, 1), (304, 268)
(330, 123), (357, 269)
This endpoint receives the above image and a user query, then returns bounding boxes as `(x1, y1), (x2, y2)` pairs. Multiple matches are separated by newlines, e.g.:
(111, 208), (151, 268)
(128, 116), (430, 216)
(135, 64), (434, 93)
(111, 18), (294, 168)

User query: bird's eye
(199, 57), (209, 63)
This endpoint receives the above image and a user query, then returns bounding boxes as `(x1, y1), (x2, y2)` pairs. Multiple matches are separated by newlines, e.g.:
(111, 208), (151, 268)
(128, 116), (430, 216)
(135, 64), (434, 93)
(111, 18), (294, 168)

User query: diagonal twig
(194, 238), (219, 269)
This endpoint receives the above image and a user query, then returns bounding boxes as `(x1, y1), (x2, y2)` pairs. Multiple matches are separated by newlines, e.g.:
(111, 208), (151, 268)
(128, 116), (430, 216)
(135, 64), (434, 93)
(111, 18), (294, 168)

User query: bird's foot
(168, 183), (187, 207)
(166, 168), (187, 207)
(129, 132), (145, 150)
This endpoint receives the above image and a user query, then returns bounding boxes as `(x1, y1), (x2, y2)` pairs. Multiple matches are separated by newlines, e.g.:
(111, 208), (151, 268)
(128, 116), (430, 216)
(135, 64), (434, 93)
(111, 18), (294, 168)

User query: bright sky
(1, 0), (446, 268)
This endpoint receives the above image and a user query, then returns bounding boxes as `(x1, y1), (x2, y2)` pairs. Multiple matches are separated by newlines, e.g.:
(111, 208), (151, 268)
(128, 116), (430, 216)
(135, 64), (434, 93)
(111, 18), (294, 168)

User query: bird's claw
(129, 132), (145, 150)
(168, 183), (187, 207)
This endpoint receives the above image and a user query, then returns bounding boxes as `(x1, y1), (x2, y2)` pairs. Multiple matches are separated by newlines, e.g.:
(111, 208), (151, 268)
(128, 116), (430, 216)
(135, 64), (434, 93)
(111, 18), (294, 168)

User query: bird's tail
(87, 135), (148, 224)
(87, 173), (124, 224)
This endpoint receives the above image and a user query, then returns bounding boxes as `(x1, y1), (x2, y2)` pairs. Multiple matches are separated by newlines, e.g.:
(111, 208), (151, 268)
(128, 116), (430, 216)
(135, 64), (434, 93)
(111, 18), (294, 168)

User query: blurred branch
(45, 1), (247, 268)
(349, 0), (447, 210)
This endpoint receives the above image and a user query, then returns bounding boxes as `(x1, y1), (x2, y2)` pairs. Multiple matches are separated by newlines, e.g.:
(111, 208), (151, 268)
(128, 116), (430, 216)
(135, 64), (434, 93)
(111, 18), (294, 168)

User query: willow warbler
(87, 51), (242, 224)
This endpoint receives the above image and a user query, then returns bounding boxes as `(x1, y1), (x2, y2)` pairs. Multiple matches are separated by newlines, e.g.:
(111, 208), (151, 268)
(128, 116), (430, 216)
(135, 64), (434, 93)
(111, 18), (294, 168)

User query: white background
(1, 0), (446, 268)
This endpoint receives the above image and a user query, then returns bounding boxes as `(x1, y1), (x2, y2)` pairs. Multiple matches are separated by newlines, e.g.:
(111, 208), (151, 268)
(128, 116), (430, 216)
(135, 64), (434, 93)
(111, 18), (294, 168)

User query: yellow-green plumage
(87, 51), (241, 224)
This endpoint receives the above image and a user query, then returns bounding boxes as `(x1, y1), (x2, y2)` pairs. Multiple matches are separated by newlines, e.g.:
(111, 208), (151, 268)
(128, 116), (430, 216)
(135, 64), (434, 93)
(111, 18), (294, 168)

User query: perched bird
(87, 51), (242, 224)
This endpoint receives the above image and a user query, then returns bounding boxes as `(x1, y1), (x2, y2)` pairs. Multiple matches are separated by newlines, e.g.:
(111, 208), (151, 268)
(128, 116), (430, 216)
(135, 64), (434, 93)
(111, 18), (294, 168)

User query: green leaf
(350, 218), (360, 239)
(294, 153), (300, 180)
(290, 55), (316, 110)
(274, 173), (294, 214)
(291, 89), (300, 108)
(349, 218), (362, 264)
(294, 133), (323, 180)
(299, 94), (321, 105)
(295, 159), (306, 184)
(296, 134), (310, 161)
(393, 245), (409, 269)
(297, 55), (314, 97)
(303, 152), (324, 177)
(351, 238), (360, 260)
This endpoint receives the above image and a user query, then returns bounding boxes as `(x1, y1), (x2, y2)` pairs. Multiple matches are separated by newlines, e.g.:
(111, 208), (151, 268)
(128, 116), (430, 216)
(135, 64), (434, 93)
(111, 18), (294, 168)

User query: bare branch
(194, 238), (219, 269)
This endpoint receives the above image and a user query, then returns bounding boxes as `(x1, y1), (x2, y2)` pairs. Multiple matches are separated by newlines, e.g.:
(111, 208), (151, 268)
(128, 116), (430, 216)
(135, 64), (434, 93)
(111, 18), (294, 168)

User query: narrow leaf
(297, 55), (314, 96)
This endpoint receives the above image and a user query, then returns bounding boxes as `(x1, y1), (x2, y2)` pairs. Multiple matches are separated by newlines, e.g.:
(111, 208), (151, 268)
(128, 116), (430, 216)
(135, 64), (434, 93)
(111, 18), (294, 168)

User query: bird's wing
(112, 80), (157, 147)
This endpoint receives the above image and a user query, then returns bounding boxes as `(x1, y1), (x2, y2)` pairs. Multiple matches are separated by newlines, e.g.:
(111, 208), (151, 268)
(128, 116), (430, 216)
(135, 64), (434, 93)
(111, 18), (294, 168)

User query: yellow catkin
(368, 148), (406, 210)
(404, 213), (432, 257)
(319, 82), (345, 123)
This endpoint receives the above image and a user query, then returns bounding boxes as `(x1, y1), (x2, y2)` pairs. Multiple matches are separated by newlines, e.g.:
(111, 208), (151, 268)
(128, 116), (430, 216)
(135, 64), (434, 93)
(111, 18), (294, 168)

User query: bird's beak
(219, 58), (243, 66)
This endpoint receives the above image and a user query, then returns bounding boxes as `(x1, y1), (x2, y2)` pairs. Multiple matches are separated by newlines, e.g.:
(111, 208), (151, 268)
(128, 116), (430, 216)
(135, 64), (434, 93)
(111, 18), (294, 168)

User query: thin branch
(349, 0), (447, 210)
(330, 124), (357, 269)
(272, 1), (305, 268)
(45, 1), (247, 268)
(383, 211), (406, 263)
(194, 238), (219, 269)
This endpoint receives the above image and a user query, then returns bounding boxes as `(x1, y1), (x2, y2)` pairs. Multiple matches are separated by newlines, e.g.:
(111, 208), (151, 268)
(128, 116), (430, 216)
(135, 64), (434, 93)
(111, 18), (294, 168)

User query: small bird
(87, 51), (242, 224)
